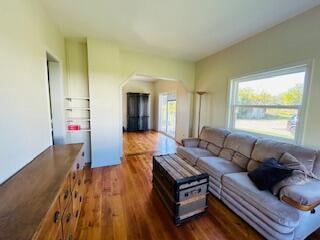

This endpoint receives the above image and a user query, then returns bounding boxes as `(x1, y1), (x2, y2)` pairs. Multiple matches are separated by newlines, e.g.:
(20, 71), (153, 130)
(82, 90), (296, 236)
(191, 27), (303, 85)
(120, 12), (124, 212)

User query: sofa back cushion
(219, 148), (234, 161)
(232, 152), (250, 169)
(313, 152), (320, 178)
(224, 133), (257, 158)
(198, 140), (209, 149)
(207, 143), (221, 156)
(219, 133), (257, 168)
(248, 139), (317, 172)
(199, 127), (230, 148)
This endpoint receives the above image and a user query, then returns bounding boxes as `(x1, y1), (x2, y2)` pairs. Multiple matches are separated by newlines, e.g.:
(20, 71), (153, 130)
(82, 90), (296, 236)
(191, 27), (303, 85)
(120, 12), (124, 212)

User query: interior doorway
(159, 93), (176, 138)
(46, 52), (65, 145)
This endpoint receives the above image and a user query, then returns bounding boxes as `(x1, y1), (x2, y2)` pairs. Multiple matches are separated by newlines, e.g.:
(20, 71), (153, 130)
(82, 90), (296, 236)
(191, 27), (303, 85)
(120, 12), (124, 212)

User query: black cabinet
(127, 93), (149, 131)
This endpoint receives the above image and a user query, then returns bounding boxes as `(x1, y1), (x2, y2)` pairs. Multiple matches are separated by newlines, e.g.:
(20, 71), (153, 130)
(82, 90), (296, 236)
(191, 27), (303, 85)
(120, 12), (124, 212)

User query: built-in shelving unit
(65, 43), (91, 164)
(64, 97), (91, 133)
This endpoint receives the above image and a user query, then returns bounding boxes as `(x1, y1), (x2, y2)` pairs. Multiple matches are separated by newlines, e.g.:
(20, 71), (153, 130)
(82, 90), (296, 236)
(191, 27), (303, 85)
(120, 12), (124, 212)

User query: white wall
(0, 0), (65, 184)
(65, 40), (90, 96)
(87, 40), (122, 167)
(194, 6), (320, 148)
(122, 80), (155, 130)
(87, 39), (195, 168)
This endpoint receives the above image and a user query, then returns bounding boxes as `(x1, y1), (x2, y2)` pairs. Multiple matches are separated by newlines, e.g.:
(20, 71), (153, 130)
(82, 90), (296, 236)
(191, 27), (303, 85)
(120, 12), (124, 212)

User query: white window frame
(227, 63), (311, 144)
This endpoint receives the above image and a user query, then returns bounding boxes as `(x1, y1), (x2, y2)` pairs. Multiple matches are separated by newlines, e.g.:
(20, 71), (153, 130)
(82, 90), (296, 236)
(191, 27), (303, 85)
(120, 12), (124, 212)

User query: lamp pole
(196, 91), (207, 137)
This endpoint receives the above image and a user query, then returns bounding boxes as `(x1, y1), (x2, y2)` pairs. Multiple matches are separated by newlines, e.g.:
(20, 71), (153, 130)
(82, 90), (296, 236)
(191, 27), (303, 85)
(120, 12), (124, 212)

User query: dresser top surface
(0, 143), (83, 240)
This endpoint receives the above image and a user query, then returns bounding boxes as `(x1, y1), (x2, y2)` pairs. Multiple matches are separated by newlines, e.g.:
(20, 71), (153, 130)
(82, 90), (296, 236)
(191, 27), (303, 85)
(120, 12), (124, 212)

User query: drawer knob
(53, 211), (60, 223)
(64, 190), (69, 199)
(66, 213), (72, 223)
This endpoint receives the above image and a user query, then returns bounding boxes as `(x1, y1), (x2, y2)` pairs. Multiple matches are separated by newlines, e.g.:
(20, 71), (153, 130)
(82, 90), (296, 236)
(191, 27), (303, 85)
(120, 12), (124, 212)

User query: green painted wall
(86, 39), (195, 167)
(194, 6), (320, 148)
(120, 48), (195, 91)
(0, 0), (65, 183)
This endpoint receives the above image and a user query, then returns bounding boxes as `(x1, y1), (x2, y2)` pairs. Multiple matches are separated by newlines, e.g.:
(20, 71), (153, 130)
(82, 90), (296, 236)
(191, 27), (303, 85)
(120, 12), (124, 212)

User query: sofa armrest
(181, 138), (200, 147)
(280, 179), (320, 211)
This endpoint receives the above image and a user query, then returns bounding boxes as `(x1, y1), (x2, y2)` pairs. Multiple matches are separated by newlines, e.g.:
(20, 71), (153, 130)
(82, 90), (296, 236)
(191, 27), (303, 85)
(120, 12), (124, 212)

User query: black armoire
(127, 93), (149, 131)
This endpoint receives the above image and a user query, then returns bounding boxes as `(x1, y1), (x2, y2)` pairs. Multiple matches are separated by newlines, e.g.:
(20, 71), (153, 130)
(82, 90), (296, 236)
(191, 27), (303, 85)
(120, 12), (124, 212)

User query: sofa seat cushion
(222, 172), (300, 230)
(176, 146), (213, 165)
(312, 151), (320, 178)
(208, 176), (221, 199)
(280, 179), (320, 207)
(197, 156), (245, 181)
(221, 196), (294, 240)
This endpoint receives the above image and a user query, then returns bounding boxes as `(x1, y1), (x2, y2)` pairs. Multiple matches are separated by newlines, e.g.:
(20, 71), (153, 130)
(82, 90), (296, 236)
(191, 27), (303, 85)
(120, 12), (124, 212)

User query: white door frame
(45, 52), (66, 145)
(158, 93), (176, 138)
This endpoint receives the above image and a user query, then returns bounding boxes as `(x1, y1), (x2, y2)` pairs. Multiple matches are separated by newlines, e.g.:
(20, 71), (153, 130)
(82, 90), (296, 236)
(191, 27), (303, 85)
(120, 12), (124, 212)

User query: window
(227, 65), (310, 143)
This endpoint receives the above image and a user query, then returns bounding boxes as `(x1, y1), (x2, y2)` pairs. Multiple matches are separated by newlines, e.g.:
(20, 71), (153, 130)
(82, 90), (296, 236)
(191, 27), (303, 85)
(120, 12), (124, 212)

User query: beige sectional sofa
(177, 126), (320, 240)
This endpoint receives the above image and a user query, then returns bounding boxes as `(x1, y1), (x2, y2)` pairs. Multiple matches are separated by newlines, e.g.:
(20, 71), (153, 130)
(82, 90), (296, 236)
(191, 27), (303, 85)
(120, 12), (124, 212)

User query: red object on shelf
(68, 124), (80, 131)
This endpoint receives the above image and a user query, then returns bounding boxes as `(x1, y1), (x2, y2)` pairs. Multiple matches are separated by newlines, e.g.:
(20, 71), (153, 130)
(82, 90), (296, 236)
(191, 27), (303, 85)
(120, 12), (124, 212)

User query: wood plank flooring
(75, 131), (320, 240)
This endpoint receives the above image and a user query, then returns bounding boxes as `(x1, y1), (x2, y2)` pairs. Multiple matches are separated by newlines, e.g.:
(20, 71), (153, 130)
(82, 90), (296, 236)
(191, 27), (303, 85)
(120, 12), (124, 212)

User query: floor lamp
(196, 91), (207, 137)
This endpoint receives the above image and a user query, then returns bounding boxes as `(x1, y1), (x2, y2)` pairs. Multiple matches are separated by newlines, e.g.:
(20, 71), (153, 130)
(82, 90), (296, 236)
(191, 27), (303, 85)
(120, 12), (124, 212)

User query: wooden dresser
(0, 144), (86, 240)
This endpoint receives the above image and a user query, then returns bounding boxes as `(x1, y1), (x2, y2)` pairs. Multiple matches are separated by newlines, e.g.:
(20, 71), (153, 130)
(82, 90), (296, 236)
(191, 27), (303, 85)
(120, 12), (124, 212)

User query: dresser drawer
(70, 154), (85, 189)
(32, 196), (63, 240)
(72, 174), (85, 219)
(59, 174), (71, 212)
(70, 171), (77, 189)
(62, 201), (75, 240)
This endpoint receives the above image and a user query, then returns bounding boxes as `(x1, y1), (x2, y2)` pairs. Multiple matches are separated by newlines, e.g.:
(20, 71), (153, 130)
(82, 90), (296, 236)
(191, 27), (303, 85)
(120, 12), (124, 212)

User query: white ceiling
(39, 0), (320, 61)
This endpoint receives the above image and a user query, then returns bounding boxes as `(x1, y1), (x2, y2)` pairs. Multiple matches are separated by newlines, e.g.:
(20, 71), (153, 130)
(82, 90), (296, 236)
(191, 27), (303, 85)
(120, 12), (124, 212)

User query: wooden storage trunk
(152, 154), (209, 225)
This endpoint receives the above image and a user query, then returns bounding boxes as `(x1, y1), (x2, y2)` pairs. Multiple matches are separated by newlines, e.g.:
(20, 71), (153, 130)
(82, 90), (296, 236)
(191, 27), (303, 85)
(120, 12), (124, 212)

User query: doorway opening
(159, 93), (176, 138)
(46, 52), (65, 145)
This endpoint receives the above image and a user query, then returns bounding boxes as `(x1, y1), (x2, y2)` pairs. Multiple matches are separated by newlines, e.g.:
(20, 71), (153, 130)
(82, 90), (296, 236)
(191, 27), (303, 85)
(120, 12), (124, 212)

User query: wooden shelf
(67, 129), (91, 133)
(65, 97), (90, 100)
(65, 107), (90, 111)
(66, 118), (91, 122)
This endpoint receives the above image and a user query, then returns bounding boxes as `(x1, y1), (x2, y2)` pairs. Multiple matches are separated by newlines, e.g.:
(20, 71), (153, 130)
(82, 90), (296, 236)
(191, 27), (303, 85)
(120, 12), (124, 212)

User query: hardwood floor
(75, 131), (320, 240)
(123, 131), (177, 156)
